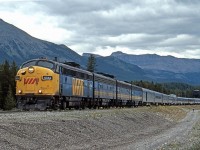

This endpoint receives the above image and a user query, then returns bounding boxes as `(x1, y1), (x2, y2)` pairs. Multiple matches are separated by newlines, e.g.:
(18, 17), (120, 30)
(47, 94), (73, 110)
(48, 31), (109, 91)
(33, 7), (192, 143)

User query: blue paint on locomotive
(94, 73), (116, 100)
(60, 75), (73, 96)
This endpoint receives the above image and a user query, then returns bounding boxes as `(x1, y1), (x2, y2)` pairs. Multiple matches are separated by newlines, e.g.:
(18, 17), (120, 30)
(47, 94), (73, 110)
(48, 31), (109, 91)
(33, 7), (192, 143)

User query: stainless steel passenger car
(142, 88), (156, 105)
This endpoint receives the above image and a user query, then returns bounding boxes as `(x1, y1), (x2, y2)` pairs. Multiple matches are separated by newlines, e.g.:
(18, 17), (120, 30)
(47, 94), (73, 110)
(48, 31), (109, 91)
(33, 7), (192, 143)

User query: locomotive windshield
(21, 60), (37, 68)
(21, 60), (55, 70)
(37, 60), (54, 69)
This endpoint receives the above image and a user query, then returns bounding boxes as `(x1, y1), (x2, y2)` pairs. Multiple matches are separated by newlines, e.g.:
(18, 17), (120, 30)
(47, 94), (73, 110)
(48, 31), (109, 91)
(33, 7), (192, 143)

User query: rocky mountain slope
(82, 55), (148, 81)
(0, 19), (82, 65)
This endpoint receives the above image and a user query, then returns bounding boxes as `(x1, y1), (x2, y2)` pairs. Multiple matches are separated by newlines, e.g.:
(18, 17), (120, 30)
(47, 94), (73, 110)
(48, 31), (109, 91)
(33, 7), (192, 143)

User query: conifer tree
(87, 54), (96, 72)
(1, 60), (10, 101)
(4, 85), (16, 110)
(0, 85), (2, 109)
(10, 61), (18, 99)
(0, 64), (2, 109)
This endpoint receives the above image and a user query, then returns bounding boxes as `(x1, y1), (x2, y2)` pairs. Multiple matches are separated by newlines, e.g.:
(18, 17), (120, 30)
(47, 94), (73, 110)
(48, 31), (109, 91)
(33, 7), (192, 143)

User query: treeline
(132, 80), (198, 98)
(0, 61), (18, 110)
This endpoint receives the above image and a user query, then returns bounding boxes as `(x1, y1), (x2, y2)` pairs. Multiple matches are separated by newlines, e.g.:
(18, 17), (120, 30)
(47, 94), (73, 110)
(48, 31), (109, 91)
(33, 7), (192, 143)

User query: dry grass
(2, 105), (193, 123)
(146, 106), (187, 122)
(82, 105), (189, 122)
(180, 105), (200, 110)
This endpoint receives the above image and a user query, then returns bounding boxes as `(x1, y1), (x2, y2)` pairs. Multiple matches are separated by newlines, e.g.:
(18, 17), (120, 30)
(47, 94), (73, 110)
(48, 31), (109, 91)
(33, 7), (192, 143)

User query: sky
(0, 0), (200, 58)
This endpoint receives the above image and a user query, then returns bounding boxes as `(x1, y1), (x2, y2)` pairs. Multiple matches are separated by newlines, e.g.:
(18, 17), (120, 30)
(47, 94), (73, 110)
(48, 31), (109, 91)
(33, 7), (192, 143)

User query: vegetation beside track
(160, 106), (200, 150)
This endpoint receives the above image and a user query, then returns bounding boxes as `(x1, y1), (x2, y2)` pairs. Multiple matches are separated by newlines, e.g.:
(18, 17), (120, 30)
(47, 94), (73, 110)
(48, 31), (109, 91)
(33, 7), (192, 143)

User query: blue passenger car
(132, 85), (143, 106)
(117, 81), (132, 106)
(93, 73), (116, 107)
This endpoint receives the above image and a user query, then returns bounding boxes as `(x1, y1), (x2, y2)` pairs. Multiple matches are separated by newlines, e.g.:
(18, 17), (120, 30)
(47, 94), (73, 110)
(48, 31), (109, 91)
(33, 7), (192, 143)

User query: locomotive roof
(94, 72), (116, 81)
(57, 60), (92, 75)
(21, 58), (93, 75)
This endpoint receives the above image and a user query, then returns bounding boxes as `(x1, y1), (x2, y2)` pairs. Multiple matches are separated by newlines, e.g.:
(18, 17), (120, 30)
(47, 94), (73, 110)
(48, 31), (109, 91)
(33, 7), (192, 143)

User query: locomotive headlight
(18, 90), (22, 94)
(38, 90), (42, 94)
(28, 67), (34, 73)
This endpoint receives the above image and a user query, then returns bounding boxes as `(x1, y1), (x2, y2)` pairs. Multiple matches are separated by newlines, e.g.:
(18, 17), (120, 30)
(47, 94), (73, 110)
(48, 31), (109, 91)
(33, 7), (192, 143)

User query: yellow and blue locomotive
(16, 58), (93, 110)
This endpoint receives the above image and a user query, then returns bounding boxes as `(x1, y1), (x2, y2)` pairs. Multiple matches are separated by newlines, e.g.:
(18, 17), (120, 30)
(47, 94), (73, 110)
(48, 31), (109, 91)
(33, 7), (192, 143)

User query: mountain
(1, 19), (200, 85)
(111, 51), (200, 73)
(111, 51), (200, 84)
(0, 19), (147, 81)
(0, 19), (82, 65)
(82, 55), (148, 81)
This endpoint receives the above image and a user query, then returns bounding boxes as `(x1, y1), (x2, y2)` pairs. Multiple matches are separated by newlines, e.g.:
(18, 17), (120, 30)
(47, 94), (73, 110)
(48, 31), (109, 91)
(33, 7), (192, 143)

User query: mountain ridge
(111, 51), (200, 73)
(1, 19), (200, 84)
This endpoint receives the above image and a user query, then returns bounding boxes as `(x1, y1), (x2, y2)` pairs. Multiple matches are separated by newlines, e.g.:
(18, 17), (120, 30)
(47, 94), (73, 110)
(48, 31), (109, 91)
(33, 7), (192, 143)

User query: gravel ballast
(0, 107), (198, 150)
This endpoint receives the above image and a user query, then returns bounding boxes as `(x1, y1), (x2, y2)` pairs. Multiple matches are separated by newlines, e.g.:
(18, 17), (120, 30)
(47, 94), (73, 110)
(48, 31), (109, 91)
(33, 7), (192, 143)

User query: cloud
(0, 0), (200, 58)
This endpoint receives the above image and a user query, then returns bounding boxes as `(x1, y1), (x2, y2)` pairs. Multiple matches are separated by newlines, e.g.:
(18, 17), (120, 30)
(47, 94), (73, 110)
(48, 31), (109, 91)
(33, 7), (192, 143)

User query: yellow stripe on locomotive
(72, 78), (84, 96)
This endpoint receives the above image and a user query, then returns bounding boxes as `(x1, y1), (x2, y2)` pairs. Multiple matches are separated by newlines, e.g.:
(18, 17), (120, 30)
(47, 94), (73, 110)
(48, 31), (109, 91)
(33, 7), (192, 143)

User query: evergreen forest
(0, 61), (18, 110)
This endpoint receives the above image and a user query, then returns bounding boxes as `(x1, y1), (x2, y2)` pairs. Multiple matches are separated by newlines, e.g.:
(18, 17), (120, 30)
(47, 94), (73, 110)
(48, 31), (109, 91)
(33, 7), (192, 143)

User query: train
(15, 58), (200, 110)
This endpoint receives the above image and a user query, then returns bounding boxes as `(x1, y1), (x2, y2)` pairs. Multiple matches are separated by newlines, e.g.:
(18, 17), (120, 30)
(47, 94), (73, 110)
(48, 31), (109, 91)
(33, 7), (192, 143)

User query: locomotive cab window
(37, 61), (55, 70)
(21, 60), (37, 68)
(21, 60), (55, 71)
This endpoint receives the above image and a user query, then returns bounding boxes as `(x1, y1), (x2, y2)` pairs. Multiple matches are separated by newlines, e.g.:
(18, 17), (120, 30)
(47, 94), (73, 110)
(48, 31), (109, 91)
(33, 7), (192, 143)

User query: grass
(149, 105), (187, 122)
(180, 105), (200, 110)
(27, 105), (196, 123)
(76, 105), (189, 122)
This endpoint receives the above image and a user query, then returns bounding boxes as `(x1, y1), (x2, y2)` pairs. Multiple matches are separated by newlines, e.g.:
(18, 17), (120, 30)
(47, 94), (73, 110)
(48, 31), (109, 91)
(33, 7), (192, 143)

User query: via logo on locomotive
(24, 77), (39, 85)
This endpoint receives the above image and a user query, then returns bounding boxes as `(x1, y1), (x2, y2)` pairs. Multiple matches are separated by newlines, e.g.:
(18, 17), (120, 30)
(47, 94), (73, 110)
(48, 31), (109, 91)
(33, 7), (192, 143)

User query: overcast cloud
(0, 0), (200, 58)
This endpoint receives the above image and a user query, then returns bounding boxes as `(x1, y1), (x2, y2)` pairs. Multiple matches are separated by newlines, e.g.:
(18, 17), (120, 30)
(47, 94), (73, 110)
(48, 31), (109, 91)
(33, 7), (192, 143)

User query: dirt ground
(0, 106), (199, 150)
